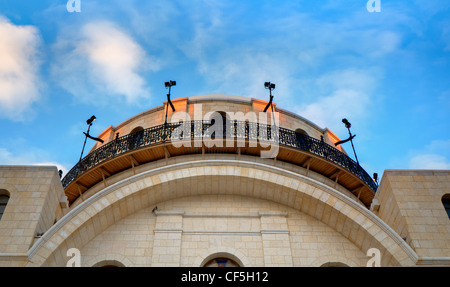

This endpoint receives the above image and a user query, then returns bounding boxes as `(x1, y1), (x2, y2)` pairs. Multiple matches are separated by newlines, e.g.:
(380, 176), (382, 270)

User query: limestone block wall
(4, 159), (423, 267)
(75, 195), (368, 267)
(373, 170), (450, 260)
(80, 204), (155, 267)
(0, 166), (66, 266)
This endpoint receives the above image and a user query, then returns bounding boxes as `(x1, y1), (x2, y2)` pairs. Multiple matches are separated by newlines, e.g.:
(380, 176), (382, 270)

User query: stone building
(0, 95), (449, 267)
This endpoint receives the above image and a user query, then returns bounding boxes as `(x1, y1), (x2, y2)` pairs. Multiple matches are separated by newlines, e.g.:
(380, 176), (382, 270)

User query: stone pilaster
(151, 211), (183, 266)
(259, 212), (293, 266)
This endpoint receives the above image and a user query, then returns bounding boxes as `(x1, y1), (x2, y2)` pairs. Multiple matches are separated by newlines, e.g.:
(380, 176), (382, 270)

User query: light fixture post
(163, 80), (176, 141)
(79, 115), (104, 162)
(263, 82), (275, 113)
(79, 116), (95, 162)
(264, 82), (277, 141)
(343, 118), (359, 166)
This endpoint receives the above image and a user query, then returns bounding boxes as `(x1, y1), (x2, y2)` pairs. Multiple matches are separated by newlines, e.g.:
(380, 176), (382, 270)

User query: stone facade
(0, 95), (448, 267)
(1, 160), (448, 267)
(371, 170), (450, 265)
(0, 166), (66, 266)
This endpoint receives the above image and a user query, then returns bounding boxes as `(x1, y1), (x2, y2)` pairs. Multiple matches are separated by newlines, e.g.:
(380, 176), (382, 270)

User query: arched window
(218, 111), (228, 121)
(208, 111), (228, 124)
(442, 194), (450, 219)
(129, 126), (144, 134)
(200, 252), (244, 267)
(206, 111), (228, 140)
(128, 126), (144, 150)
(92, 260), (125, 267)
(295, 128), (308, 137)
(203, 257), (240, 267)
(320, 262), (349, 267)
(0, 190), (10, 221)
(295, 128), (309, 150)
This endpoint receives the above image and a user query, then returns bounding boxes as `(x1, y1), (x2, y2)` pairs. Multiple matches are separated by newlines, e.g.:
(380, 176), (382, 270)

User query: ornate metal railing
(62, 120), (378, 192)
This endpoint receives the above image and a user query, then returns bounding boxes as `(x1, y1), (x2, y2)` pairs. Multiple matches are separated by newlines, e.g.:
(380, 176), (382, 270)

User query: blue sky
(0, 0), (449, 179)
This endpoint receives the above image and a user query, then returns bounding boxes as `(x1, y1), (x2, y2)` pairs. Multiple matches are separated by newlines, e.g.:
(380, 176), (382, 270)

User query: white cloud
(177, 4), (300, 101)
(34, 162), (70, 177)
(294, 69), (376, 131)
(408, 140), (450, 169)
(193, 48), (294, 100)
(176, 3), (397, 124)
(52, 21), (158, 105)
(0, 147), (69, 175)
(409, 154), (450, 170)
(0, 16), (42, 121)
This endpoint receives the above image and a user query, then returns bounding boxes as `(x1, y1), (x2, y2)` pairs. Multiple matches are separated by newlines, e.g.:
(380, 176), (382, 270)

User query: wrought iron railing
(62, 120), (378, 192)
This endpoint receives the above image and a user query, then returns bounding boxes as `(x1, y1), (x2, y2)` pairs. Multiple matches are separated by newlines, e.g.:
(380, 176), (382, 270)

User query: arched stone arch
(26, 160), (418, 267)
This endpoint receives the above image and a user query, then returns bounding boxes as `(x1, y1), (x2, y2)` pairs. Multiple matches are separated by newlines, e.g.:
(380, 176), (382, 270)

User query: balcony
(62, 120), (377, 207)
